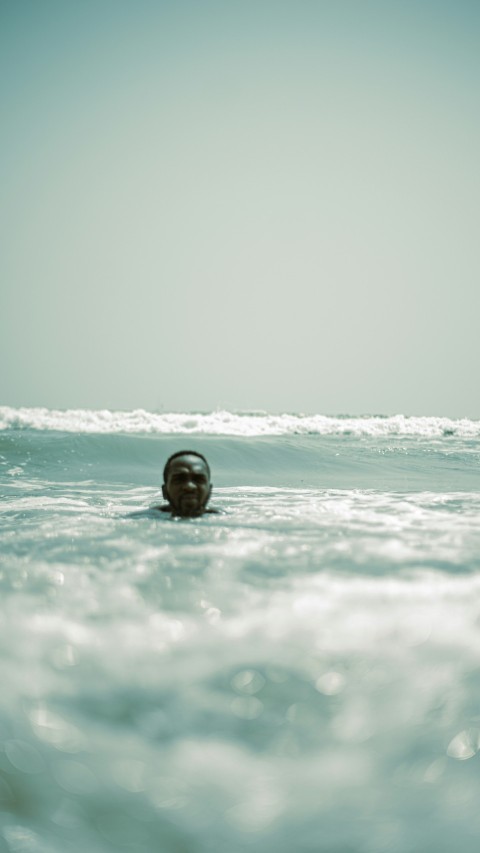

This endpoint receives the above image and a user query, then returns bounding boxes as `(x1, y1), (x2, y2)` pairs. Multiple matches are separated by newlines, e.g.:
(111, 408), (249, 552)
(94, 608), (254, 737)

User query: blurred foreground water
(1, 409), (480, 852)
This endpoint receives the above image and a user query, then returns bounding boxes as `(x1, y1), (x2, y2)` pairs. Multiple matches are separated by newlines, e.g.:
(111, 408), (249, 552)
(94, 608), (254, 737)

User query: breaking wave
(1, 406), (478, 437)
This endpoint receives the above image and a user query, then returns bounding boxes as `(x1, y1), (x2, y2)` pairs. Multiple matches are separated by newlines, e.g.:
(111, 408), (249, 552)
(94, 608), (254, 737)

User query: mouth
(177, 495), (203, 517)
(180, 494), (199, 508)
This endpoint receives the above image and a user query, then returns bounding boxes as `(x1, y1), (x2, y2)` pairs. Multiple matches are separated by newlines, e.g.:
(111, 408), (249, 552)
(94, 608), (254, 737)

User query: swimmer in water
(154, 450), (218, 518)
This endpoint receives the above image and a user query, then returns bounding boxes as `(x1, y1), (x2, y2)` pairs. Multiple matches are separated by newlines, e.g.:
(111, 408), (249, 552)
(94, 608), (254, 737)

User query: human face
(162, 455), (212, 517)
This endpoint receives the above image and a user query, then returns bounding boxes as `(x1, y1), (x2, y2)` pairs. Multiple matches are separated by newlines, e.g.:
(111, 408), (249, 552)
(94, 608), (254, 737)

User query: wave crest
(0, 407), (478, 437)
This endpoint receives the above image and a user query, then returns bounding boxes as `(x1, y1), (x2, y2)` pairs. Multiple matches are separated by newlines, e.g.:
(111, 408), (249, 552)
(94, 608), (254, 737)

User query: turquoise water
(1, 408), (480, 853)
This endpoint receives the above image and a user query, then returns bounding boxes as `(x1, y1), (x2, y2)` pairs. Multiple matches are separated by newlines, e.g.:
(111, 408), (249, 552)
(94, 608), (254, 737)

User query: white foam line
(1, 407), (479, 437)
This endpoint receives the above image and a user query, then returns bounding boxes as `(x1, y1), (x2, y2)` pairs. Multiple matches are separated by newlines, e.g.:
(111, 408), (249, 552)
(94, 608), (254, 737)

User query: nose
(183, 478), (196, 492)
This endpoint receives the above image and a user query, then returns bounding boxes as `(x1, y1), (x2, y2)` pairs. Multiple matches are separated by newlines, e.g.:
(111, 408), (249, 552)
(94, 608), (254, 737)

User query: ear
(162, 484), (168, 500)
(207, 483), (212, 502)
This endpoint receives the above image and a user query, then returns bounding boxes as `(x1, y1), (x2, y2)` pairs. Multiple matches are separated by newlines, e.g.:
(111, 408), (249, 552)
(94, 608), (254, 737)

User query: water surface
(1, 409), (480, 852)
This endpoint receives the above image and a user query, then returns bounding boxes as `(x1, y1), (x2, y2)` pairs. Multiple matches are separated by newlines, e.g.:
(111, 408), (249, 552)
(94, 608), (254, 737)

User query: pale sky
(1, 0), (479, 416)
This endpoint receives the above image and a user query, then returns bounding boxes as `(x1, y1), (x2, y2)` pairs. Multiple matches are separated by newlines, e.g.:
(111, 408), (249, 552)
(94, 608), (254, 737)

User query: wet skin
(162, 455), (212, 518)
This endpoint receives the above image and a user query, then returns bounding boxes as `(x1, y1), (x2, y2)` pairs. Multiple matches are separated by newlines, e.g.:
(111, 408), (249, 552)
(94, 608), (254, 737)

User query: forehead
(167, 455), (209, 477)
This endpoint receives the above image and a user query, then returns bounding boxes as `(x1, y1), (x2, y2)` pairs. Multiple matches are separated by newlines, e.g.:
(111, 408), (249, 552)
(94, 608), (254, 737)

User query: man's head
(162, 451), (212, 517)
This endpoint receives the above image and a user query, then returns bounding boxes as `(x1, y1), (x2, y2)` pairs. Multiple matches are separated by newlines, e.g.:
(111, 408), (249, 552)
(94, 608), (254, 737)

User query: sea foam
(0, 406), (478, 437)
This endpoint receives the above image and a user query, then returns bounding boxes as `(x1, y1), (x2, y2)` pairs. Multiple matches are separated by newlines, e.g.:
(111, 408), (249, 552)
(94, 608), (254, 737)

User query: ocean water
(1, 406), (480, 853)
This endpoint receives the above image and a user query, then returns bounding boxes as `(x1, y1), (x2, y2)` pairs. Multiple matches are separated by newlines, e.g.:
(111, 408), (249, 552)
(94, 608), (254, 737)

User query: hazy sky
(1, 0), (479, 416)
